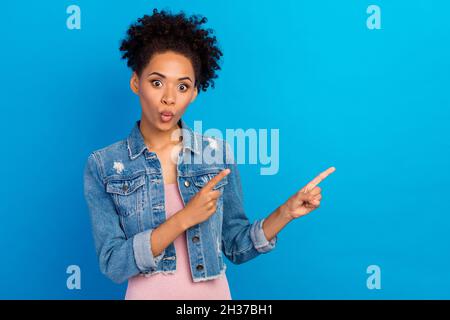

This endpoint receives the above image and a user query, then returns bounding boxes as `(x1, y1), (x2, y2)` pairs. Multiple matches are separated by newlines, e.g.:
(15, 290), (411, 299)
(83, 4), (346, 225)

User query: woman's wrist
(174, 209), (192, 231)
(278, 203), (296, 222)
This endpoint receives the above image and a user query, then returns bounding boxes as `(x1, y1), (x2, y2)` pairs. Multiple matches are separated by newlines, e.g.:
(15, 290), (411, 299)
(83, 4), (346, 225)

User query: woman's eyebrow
(147, 72), (192, 83)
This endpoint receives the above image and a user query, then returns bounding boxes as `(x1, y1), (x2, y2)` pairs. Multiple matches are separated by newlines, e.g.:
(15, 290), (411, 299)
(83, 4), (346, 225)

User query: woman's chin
(156, 118), (178, 131)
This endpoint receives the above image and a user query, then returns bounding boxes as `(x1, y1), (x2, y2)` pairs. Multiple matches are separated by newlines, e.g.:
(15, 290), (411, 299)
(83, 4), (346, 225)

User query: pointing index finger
(304, 166), (336, 192)
(203, 168), (231, 191)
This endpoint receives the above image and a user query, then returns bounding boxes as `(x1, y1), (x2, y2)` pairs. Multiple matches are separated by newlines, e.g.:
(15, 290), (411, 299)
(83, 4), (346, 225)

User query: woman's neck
(139, 118), (182, 151)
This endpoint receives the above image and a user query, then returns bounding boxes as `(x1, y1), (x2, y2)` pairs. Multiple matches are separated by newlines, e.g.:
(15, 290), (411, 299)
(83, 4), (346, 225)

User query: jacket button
(184, 180), (190, 187)
(196, 264), (204, 271)
(122, 184), (129, 192)
(192, 236), (200, 243)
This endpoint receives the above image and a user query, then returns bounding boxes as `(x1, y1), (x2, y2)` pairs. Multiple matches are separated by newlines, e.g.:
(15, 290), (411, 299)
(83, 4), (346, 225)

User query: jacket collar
(127, 118), (201, 160)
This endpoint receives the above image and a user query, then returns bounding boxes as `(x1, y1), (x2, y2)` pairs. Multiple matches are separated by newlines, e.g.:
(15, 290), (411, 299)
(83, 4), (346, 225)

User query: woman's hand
(179, 168), (231, 229)
(280, 167), (336, 219)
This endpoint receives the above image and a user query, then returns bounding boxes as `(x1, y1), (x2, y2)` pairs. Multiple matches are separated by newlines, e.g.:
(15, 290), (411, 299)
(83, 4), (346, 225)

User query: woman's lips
(160, 112), (174, 122)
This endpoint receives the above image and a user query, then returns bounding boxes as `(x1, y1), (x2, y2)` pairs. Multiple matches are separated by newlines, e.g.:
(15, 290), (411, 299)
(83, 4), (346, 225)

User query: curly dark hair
(119, 8), (223, 94)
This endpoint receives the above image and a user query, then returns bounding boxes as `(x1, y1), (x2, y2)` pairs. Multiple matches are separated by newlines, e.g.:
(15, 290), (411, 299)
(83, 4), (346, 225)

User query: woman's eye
(179, 83), (189, 91)
(151, 80), (162, 87)
(150, 80), (189, 91)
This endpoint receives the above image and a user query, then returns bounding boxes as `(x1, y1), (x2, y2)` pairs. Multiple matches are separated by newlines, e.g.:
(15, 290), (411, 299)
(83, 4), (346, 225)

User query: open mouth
(160, 111), (174, 122)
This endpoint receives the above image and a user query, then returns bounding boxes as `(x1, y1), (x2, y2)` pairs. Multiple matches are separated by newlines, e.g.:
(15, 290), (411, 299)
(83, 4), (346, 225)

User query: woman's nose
(161, 90), (176, 105)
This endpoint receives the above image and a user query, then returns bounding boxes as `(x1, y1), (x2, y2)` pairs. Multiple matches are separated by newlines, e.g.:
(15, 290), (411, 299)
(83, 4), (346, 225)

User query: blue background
(1, 0), (449, 299)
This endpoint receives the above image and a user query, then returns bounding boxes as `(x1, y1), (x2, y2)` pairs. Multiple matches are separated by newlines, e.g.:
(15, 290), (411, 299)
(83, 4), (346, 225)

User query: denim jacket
(83, 118), (277, 284)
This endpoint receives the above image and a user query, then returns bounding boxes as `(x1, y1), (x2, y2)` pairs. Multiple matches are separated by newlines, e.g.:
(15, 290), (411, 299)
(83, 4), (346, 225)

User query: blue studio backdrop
(1, 1), (449, 299)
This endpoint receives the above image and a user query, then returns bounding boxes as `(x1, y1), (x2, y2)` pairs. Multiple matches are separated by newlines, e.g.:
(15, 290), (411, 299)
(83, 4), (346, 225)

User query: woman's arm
(84, 152), (184, 284)
(261, 205), (294, 242)
(150, 212), (187, 257)
(152, 168), (231, 256)
(219, 141), (278, 265)
(262, 167), (336, 240)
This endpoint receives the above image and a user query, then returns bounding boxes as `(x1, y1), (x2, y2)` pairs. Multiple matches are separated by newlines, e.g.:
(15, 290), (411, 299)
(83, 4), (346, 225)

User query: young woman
(83, 8), (335, 300)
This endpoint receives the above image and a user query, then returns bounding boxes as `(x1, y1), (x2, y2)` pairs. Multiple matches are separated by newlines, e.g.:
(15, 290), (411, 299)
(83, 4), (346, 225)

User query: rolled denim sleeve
(133, 228), (165, 272)
(83, 152), (165, 284)
(221, 141), (277, 265)
(250, 218), (277, 253)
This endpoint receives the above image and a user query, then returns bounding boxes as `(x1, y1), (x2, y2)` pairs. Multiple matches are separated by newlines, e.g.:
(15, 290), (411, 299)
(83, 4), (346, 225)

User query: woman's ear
(190, 86), (198, 103)
(130, 72), (139, 95)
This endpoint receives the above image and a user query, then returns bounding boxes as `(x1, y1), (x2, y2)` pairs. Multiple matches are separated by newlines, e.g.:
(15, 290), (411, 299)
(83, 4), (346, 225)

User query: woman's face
(130, 50), (198, 131)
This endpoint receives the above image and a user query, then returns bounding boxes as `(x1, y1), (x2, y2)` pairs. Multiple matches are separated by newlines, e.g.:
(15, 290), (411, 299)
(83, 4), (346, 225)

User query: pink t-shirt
(125, 183), (232, 300)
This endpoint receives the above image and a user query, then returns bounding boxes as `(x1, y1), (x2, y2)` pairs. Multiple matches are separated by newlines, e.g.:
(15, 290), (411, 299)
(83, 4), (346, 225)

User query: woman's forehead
(145, 51), (195, 77)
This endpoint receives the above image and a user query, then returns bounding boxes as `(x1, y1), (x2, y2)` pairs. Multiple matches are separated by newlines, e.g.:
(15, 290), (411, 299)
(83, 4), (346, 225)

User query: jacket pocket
(192, 171), (228, 190)
(106, 174), (146, 217)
